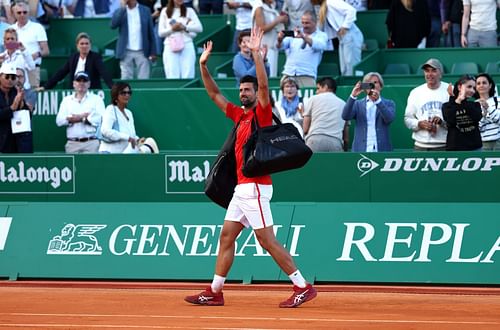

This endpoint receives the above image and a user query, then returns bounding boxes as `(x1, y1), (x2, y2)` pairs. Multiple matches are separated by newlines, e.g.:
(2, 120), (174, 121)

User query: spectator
(475, 73), (500, 150)
(368, 0), (391, 9)
(442, 74), (482, 150)
(41, 32), (113, 90)
(281, 0), (313, 30)
(10, 1), (50, 88)
(41, 0), (72, 20)
(342, 72), (395, 152)
(252, 0), (288, 77)
(68, 0), (111, 17)
(441, 0), (463, 47)
(226, 0), (253, 52)
(404, 58), (449, 151)
(303, 76), (348, 151)
(1, 0), (14, 24)
(199, 0), (223, 14)
(274, 76), (304, 136)
(426, 0), (443, 47)
(232, 29), (270, 85)
(55, 71), (105, 153)
(312, 0), (364, 76)
(158, 0), (202, 79)
(0, 62), (31, 153)
(16, 67), (36, 108)
(0, 28), (35, 90)
(386, 0), (430, 48)
(0, 20), (9, 52)
(111, 0), (157, 80)
(461, 0), (500, 48)
(345, 0), (367, 11)
(277, 10), (328, 88)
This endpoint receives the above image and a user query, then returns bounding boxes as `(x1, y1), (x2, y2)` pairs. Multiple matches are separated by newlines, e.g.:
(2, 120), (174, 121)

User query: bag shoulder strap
(250, 106), (282, 131)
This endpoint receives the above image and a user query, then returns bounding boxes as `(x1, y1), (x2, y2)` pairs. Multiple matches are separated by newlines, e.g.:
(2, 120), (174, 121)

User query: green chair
(485, 62), (499, 74)
(363, 39), (379, 52)
(384, 63), (411, 75)
(450, 62), (479, 75)
(150, 66), (165, 78)
(317, 62), (340, 77)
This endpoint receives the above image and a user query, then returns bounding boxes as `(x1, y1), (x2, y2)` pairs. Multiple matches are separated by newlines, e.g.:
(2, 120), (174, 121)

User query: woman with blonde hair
(158, 0), (202, 79)
(311, 0), (364, 76)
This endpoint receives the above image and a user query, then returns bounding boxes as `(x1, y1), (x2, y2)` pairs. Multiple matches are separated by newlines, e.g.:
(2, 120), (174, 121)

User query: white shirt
(322, 0), (358, 39)
(0, 49), (35, 89)
(10, 20), (48, 66)
(56, 92), (105, 139)
(99, 105), (138, 153)
(126, 5), (142, 51)
(463, 0), (500, 32)
(75, 56), (87, 76)
(365, 97), (379, 152)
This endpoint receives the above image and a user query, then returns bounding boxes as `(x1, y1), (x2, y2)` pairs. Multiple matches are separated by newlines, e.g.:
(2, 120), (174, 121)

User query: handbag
(242, 109), (312, 178)
(204, 122), (239, 209)
(168, 34), (185, 52)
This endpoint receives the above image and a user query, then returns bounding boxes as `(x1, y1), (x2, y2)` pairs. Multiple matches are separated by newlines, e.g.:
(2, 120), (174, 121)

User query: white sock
(288, 269), (307, 288)
(211, 274), (226, 293)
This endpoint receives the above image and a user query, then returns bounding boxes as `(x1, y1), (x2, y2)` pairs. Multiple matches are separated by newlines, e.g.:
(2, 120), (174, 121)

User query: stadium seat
(363, 39), (379, 52)
(317, 62), (340, 77)
(150, 66), (165, 78)
(450, 62), (479, 75)
(39, 68), (48, 84)
(384, 63), (411, 75)
(485, 62), (499, 74)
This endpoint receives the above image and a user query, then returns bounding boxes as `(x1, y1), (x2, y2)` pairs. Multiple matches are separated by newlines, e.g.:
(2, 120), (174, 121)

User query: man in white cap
(404, 58), (449, 151)
(56, 71), (105, 153)
(0, 62), (32, 153)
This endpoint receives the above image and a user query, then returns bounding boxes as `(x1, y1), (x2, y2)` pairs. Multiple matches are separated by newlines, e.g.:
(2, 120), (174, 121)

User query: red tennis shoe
(184, 287), (224, 306)
(279, 284), (317, 308)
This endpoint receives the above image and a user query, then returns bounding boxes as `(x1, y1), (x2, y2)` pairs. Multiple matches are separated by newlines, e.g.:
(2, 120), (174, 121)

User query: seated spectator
(158, 0), (202, 79)
(0, 28), (35, 90)
(461, 0), (500, 48)
(277, 10), (328, 88)
(342, 72), (396, 152)
(232, 29), (270, 85)
(0, 62), (32, 153)
(41, 32), (113, 90)
(475, 73), (500, 150)
(274, 77), (304, 136)
(442, 74), (482, 151)
(99, 82), (159, 153)
(55, 71), (105, 153)
(386, 0), (430, 48)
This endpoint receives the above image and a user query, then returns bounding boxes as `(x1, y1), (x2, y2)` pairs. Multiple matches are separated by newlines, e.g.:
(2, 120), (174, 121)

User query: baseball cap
(0, 63), (17, 75)
(74, 71), (89, 81)
(421, 58), (443, 72)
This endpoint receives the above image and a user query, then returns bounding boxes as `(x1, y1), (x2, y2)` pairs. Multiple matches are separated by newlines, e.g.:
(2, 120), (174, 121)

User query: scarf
(281, 95), (300, 118)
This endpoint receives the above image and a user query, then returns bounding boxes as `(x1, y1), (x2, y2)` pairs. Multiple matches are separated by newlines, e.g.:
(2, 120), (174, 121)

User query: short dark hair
(111, 82), (132, 105)
(240, 75), (258, 91)
(316, 77), (337, 93)
(238, 29), (251, 45)
(474, 73), (496, 98)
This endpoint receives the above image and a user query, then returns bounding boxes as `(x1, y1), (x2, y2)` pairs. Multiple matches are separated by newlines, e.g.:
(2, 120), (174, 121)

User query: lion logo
(47, 224), (106, 255)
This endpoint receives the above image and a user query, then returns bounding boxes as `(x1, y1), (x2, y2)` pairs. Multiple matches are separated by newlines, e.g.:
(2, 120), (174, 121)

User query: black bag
(204, 123), (239, 209)
(242, 110), (312, 178)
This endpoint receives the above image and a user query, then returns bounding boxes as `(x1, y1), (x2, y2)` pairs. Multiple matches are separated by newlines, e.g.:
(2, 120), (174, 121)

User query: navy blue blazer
(110, 4), (157, 60)
(342, 96), (396, 152)
(44, 51), (113, 90)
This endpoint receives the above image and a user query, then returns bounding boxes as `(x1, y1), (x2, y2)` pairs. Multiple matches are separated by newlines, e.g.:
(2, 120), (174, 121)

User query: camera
(282, 30), (295, 38)
(360, 82), (375, 90)
(5, 41), (19, 50)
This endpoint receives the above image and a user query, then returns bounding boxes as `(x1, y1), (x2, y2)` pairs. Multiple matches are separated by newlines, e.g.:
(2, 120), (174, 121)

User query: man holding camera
(342, 72), (396, 152)
(277, 10), (328, 88)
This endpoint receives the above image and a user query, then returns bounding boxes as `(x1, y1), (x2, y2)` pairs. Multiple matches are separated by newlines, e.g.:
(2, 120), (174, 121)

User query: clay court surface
(1, 282), (499, 330)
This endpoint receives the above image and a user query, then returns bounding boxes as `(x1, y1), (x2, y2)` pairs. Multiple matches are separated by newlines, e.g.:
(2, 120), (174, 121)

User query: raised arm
(247, 27), (269, 108)
(199, 41), (229, 113)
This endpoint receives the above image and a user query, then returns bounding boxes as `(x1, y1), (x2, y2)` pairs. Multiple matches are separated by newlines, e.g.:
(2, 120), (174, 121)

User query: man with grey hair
(404, 58), (449, 151)
(342, 72), (396, 152)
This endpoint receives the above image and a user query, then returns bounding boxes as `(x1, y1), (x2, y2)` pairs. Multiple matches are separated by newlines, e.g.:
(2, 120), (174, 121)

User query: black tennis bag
(242, 111), (312, 178)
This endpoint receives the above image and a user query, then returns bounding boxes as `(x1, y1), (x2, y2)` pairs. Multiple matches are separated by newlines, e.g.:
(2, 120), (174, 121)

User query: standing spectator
(16, 67), (36, 108)
(441, 0), (463, 47)
(426, 0), (443, 47)
(303, 76), (347, 152)
(277, 10), (328, 88)
(274, 76), (304, 136)
(41, 32), (113, 90)
(10, 1), (50, 88)
(404, 58), (449, 151)
(475, 73), (500, 150)
(199, 0), (223, 14)
(68, 0), (111, 17)
(232, 29), (270, 85)
(158, 0), (202, 79)
(342, 72), (395, 152)
(281, 0), (313, 30)
(0, 63), (31, 153)
(226, 0), (253, 52)
(1, 0), (14, 24)
(461, 0), (500, 48)
(368, 0), (391, 8)
(345, 0), (368, 11)
(442, 74), (482, 150)
(0, 28), (35, 90)
(111, 0), (158, 80)
(386, 0), (431, 48)
(55, 71), (105, 153)
(252, 0), (288, 77)
(312, 0), (364, 76)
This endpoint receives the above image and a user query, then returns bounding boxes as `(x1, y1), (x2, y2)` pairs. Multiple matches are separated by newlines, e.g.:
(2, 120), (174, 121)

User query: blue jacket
(342, 96), (396, 152)
(110, 4), (157, 60)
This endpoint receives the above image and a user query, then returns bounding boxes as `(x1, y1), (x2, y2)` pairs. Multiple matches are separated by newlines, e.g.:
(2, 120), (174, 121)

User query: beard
(240, 97), (255, 108)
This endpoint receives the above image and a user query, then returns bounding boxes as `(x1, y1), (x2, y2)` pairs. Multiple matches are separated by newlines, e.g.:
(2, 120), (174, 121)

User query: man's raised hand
(248, 26), (264, 53)
(199, 41), (213, 66)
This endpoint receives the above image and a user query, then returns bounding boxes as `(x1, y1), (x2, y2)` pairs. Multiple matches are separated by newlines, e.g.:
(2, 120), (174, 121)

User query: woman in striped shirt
(476, 73), (500, 150)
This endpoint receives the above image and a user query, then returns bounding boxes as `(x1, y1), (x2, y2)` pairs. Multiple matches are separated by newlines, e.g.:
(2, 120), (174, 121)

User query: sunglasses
(75, 78), (88, 82)
(120, 90), (132, 95)
(4, 74), (17, 80)
(16, 11), (28, 15)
